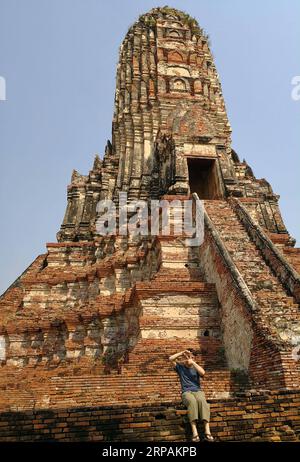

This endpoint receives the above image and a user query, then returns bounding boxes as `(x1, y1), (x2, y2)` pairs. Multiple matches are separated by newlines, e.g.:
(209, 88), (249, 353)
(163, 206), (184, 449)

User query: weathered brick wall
(248, 332), (286, 389)
(0, 237), (161, 368)
(0, 390), (299, 442)
(198, 219), (254, 372)
(283, 248), (300, 275)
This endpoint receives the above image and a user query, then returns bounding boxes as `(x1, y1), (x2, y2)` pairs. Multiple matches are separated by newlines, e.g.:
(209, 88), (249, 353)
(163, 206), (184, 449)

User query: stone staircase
(117, 223), (243, 397)
(204, 200), (300, 346)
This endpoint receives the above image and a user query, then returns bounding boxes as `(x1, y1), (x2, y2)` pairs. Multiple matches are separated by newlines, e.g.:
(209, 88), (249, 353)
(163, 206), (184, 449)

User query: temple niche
(0, 6), (299, 442)
(171, 78), (188, 91)
(168, 50), (184, 63)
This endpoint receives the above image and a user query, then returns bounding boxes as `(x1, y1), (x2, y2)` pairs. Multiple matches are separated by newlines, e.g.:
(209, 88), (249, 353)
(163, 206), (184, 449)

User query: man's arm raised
(169, 350), (189, 366)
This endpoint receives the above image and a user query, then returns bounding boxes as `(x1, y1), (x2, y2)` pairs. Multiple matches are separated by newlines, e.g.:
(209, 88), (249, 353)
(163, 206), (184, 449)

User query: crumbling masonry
(0, 7), (299, 442)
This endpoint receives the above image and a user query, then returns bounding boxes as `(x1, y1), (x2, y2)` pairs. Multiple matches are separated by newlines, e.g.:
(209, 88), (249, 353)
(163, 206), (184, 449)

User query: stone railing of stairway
(229, 197), (300, 304)
(191, 193), (256, 373)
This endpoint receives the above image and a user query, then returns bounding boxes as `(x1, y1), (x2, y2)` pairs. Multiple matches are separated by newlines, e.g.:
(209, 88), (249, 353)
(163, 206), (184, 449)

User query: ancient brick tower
(0, 7), (299, 442)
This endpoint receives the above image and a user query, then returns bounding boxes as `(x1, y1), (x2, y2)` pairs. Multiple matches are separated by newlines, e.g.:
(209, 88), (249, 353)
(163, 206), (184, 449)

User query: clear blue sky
(0, 0), (299, 294)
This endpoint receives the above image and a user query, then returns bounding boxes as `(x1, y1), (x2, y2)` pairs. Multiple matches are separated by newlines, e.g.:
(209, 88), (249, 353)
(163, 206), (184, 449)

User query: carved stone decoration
(151, 132), (176, 196)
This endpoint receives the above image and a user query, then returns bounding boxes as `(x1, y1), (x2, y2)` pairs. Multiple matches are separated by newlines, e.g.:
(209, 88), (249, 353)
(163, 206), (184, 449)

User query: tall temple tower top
(58, 6), (290, 242)
(111, 6), (231, 198)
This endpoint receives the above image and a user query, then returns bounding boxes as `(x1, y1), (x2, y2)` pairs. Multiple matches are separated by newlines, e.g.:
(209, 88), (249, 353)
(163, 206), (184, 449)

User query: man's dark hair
(187, 348), (197, 356)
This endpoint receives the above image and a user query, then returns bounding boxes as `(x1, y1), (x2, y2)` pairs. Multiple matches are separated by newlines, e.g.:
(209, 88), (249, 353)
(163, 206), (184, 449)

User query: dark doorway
(187, 157), (223, 199)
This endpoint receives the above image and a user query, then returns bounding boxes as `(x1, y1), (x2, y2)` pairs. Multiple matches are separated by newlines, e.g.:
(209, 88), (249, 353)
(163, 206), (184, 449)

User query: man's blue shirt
(174, 363), (201, 393)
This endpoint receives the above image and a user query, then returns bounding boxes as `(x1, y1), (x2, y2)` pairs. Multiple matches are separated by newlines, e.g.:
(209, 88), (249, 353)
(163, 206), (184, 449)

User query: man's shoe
(204, 433), (214, 442)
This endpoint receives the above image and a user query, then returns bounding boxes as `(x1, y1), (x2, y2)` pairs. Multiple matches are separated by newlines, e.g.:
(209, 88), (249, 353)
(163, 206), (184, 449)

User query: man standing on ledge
(169, 349), (214, 442)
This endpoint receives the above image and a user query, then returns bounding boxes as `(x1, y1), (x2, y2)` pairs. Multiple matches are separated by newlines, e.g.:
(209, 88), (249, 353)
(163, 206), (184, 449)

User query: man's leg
(194, 391), (213, 439)
(203, 420), (212, 437)
(190, 420), (199, 439)
(182, 392), (199, 439)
